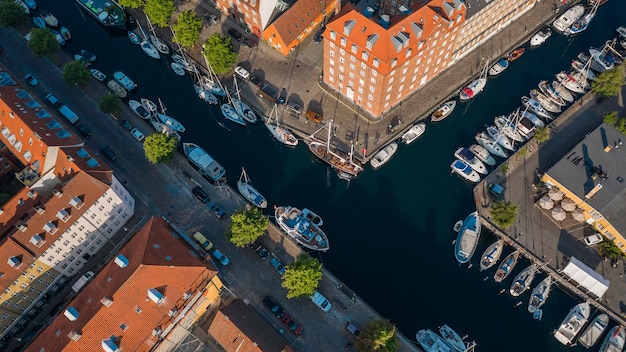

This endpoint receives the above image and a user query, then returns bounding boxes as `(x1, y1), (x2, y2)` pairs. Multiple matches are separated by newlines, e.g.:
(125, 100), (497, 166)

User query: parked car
(584, 233), (603, 246)
(269, 256), (286, 275)
(120, 119), (133, 131)
(77, 125), (92, 138)
(256, 245), (270, 260)
(345, 321), (361, 338)
(45, 93), (61, 107)
(24, 73), (38, 86)
(205, 14), (219, 25)
(235, 66), (250, 79)
(249, 74), (266, 89)
(228, 28), (244, 41)
(313, 31), (323, 44)
(130, 128), (145, 142)
(100, 145), (117, 161)
(262, 296), (285, 318)
(207, 201), (226, 219)
(192, 186), (210, 204)
(281, 314), (303, 335)
(310, 290), (332, 312)
(212, 248), (230, 265)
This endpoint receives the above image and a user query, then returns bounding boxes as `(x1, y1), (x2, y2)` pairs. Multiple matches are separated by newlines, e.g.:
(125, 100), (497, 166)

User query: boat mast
(326, 120), (332, 153)
(137, 21), (148, 40)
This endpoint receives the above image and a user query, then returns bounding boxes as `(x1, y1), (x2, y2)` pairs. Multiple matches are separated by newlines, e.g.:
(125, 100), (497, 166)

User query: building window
(329, 68), (335, 75)
(405, 49), (412, 58)
(340, 37), (347, 47)
(329, 50), (334, 57)
(329, 59), (334, 66)
(372, 59), (379, 68)
(349, 64), (355, 71)
(339, 57), (344, 64)
(350, 56), (356, 62)
(391, 59), (397, 67)
(329, 30), (337, 40)
(329, 42), (335, 49)
(351, 44), (358, 54)
(361, 51), (369, 60)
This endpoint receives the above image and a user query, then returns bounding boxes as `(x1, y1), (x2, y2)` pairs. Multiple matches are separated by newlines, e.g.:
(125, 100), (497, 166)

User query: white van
(71, 271), (94, 293)
(58, 105), (79, 124)
(310, 290), (332, 312)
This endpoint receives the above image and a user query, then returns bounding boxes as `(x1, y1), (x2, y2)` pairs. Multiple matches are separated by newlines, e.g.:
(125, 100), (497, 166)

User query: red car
(280, 314), (303, 335)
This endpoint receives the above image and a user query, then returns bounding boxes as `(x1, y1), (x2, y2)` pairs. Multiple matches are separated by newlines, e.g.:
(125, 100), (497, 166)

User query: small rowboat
(506, 47), (525, 62)
(60, 27), (71, 41)
(170, 62), (185, 76)
(431, 101), (456, 122)
(90, 69), (106, 82)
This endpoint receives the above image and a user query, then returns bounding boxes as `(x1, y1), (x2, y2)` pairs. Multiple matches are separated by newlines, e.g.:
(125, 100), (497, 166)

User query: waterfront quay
(473, 86), (626, 327)
(176, 0), (568, 163)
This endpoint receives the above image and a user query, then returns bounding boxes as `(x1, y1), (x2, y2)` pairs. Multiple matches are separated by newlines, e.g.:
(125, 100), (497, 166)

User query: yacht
(275, 206), (329, 251)
(454, 147), (487, 174)
(530, 28), (552, 47)
(459, 78), (486, 101)
(552, 5), (585, 33)
(553, 301), (591, 345)
(488, 58), (509, 76)
(598, 325), (625, 352)
(578, 314), (609, 349)
(182, 142), (225, 182)
(509, 264), (537, 297)
(475, 132), (507, 158)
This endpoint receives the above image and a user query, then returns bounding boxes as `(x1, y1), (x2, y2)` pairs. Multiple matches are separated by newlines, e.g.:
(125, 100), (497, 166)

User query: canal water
(40, 0), (625, 350)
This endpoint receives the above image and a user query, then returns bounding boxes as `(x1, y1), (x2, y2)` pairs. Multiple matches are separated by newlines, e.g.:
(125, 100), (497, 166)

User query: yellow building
(542, 122), (626, 252)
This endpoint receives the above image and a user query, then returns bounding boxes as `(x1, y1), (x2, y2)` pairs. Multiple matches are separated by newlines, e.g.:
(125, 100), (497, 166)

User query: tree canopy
(203, 34), (237, 74)
(598, 240), (624, 261)
(604, 111), (618, 125)
(533, 126), (550, 144)
(281, 254), (323, 298)
(27, 28), (60, 58)
(172, 10), (203, 48)
(591, 63), (624, 98)
(144, 0), (175, 27)
(356, 319), (399, 352)
(227, 208), (269, 247)
(117, 0), (145, 8)
(62, 61), (91, 86)
(490, 201), (519, 228)
(143, 133), (178, 163)
(0, 0), (28, 27)
(99, 94), (122, 114)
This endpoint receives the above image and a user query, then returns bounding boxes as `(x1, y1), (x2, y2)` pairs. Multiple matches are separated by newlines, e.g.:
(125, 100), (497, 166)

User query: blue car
(212, 249), (229, 266)
(269, 257), (285, 275)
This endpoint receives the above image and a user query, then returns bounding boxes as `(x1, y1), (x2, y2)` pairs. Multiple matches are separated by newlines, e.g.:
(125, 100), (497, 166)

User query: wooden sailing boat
(265, 104), (298, 146)
(306, 120), (363, 178)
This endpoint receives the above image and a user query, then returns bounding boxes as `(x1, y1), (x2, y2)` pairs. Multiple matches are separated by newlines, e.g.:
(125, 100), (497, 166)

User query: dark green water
(42, 0), (626, 350)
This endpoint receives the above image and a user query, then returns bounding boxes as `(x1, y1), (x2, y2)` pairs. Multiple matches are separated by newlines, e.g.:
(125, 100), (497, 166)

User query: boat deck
(277, 207), (329, 251)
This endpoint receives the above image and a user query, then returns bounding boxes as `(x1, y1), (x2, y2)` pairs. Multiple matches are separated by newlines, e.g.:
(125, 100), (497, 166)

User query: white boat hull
(370, 143), (398, 169)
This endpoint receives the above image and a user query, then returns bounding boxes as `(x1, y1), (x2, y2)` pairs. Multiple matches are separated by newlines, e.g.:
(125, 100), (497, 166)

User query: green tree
(99, 94), (122, 114)
(598, 240), (624, 261)
(499, 163), (509, 174)
(617, 118), (626, 135)
(0, 0), (28, 27)
(172, 10), (203, 48)
(604, 111), (618, 125)
(143, 133), (178, 163)
(356, 319), (399, 352)
(281, 254), (323, 298)
(117, 0), (145, 8)
(27, 28), (60, 58)
(203, 34), (237, 74)
(591, 63), (624, 98)
(533, 126), (550, 144)
(517, 146), (528, 160)
(490, 201), (519, 228)
(227, 208), (269, 247)
(62, 61), (90, 86)
(144, 0), (174, 27)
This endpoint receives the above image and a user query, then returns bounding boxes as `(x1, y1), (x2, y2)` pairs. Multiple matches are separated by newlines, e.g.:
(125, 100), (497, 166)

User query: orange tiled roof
(0, 240), (36, 291)
(26, 217), (218, 352)
(270, 0), (334, 45)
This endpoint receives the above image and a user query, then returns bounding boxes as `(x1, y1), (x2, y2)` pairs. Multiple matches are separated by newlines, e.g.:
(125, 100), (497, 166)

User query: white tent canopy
(562, 257), (610, 298)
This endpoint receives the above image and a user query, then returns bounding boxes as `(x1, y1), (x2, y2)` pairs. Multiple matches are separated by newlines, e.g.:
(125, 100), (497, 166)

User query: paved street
(0, 26), (419, 351)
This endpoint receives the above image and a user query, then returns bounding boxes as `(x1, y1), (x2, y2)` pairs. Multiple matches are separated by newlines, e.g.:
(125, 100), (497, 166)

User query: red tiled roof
(269, 0), (335, 45)
(26, 217), (218, 352)
(0, 240), (36, 291)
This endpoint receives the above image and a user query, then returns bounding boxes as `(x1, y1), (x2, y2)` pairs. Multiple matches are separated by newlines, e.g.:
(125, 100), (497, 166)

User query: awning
(562, 257), (610, 298)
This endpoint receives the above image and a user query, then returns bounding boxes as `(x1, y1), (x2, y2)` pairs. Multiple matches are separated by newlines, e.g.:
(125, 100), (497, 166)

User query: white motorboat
(521, 96), (553, 120)
(528, 276), (552, 314)
(571, 60), (597, 80)
(170, 62), (185, 77)
(141, 98), (158, 115)
(265, 105), (298, 146)
(275, 206), (329, 251)
(515, 115), (537, 140)
(494, 114), (525, 142)
(401, 123), (426, 144)
(90, 68), (106, 82)
(454, 147), (487, 174)
(598, 325), (625, 352)
(488, 58), (509, 76)
(182, 142), (225, 181)
(569, 71), (592, 90)
(494, 250), (519, 283)
(551, 81), (574, 102)
(106, 80), (127, 99)
(454, 211), (481, 263)
(588, 47), (615, 72)
(237, 167), (267, 208)
(618, 26), (626, 39)
(39, 9), (58, 27)
(538, 80), (567, 106)
(113, 71), (137, 91)
(479, 239), (504, 271)
(194, 84), (218, 105)
(530, 89), (562, 113)
(556, 72), (586, 94)
(578, 314), (609, 349)
(509, 263), (537, 297)
(486, 125), (515, 151)
(468, 144), (496, 166)
(459, 78), (486, 101)
(415, 329), (455, 352)
(530, 27), (552, 47)
(232, 98), (258, 124)
(451, 159), (481, 183)
(439, 325), (466, 352)
(475, 132), (507, 158)
(553, 301), (591, 345)
(156, 113), (185, 132)
(370, 143), (398, 169)
(221, 103), (246, 126)
(552, 5), (585, 33)
(431, 101), (456, 122)
(128, 100), (151, 120)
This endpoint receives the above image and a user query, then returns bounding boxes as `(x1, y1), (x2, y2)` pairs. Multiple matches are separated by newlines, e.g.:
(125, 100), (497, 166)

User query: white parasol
(539, 196), (554, 210)
(548, 188), (564, 201)
(552, 207), (566, 221)
(561, 198), (576, 212)
(572, 208), (585, 222)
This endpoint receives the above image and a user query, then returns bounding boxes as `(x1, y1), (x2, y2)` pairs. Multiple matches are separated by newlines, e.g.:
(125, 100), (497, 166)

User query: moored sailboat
(146, 15), (170, 55)
(439, 325), (466, 352)
(521, 96), (553, 120)
(275, 206), (329, 251)
(528, 276), (552, 314)
(598, 324), (624, 352)
(530, 89), (561, 113)
(454, 211), (481, 264)
(156, 113), (185, 133)
(459, 78), (486, 101)
(509, 263), (537, 297)
(494, 250), (519, 283)
(556, 72), (586, 94)
(475, 132), (507, 158)
(479, 239), (504, 271)
(307, 121), (363, 178)
(486, 125), (515, 151)
(578, 313), (609, 349)
(237, 167), (267, 208)
(264, 105), (298, 146)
